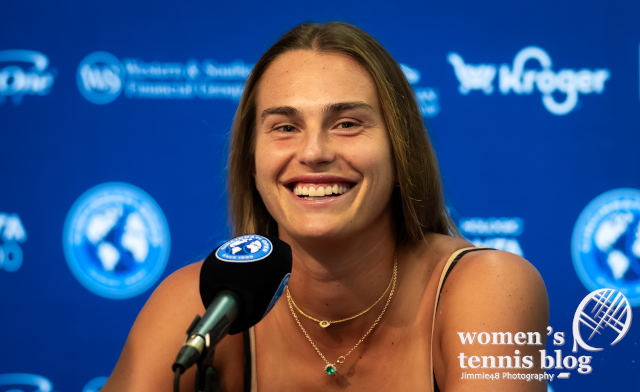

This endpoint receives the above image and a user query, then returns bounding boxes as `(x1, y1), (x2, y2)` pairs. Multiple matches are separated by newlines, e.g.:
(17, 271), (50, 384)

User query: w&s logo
(76, 51), (125, 104)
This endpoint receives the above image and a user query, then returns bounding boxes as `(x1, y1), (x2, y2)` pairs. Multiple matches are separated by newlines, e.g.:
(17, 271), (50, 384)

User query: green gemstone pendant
(325, 364), (336, 375)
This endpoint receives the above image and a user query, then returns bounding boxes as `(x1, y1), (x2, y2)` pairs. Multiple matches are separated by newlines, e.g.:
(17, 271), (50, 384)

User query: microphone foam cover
(199, 235), (292, 334)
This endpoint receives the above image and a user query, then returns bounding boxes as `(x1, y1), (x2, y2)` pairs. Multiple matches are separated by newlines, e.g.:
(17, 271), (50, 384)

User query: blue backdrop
(1, 0), (639, 390)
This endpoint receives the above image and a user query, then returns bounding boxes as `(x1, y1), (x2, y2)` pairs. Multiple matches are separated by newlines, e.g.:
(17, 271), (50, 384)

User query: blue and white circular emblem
(63, 182), (170, 299)
(215, 234), (272, 263)
(571, 188), (640, 306)
(76, 51), (125, 105)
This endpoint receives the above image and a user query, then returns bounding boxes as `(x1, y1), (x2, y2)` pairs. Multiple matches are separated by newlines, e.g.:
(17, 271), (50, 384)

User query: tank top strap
(430, 247), (491, 391)
(242, 326), (258, 392)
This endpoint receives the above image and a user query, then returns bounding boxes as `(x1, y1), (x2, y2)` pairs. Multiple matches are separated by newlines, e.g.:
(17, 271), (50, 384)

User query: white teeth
(292, 184), (350, 197)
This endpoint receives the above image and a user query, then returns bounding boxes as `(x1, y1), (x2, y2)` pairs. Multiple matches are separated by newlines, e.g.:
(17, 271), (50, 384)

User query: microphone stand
(183, 315), (220, 392)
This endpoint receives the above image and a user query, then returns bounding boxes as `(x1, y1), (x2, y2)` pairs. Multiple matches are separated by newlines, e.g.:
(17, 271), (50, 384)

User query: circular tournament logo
(215, 234), (272, 263)
(76, 51), (125, 104)
(572, 188), (640, 306)
(63, 182), (170, 299)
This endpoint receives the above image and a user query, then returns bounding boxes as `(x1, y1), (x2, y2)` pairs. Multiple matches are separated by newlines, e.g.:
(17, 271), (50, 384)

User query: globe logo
(63, 182), (170, 299)
(572, 188), (640, 306)
(76, 51), (124, 104)
(215, 234), (272, 263)
(572, 288), (632, 352)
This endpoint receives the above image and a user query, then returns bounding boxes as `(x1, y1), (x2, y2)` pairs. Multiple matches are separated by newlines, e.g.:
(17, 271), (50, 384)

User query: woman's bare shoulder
(433, 249), (549, 391)
(102, 262), (206, 391)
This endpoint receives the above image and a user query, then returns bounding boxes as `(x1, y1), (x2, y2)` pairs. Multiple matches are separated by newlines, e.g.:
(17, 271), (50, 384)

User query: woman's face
(253, 49), (395, 242)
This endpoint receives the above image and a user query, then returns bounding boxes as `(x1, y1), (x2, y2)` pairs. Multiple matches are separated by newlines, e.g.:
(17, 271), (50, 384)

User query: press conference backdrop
(1, 0), (639, 390)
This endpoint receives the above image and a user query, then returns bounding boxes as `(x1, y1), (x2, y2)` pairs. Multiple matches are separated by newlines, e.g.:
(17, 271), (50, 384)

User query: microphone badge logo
(571, 188), (640, 306)
(215, 234), (273, 263)
(572, 288), (632, 353)
(63, 182), (170, 299)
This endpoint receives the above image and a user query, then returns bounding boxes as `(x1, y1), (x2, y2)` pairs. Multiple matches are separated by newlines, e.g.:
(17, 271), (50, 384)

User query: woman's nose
(298, 129), (335, 168)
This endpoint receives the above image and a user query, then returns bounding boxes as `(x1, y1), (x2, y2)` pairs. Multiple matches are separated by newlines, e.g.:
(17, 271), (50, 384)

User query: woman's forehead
(254, 49), (380, 114)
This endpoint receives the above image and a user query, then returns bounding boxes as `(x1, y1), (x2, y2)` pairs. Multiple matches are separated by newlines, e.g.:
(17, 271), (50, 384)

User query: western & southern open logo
(63, 182), (170, 299)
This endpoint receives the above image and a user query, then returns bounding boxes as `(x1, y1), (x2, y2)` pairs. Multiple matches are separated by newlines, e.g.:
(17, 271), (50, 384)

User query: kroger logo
(0, 373), (53, 392)
(400, 63), (440, 118)
(63, 182), (170, 299)
(572, 188), (640, 306)
(0, 213), (27, 272)
(77, 51), (252, 104)
(459, 217), (524, 256)
(0, 50), (55, 104)
(448, 46), (610, 115)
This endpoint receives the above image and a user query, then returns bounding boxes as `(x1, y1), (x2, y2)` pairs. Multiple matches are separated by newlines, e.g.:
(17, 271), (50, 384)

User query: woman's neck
(279, 225), (397, 325)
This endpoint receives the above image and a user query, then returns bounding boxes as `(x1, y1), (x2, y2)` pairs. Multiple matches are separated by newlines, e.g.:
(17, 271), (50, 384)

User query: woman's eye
(275, 125), (296, 133)
(337, 121), (358, 129)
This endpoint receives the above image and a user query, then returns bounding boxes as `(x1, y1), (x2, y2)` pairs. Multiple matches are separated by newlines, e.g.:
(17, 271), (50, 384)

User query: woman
(103, 22), (548, 391)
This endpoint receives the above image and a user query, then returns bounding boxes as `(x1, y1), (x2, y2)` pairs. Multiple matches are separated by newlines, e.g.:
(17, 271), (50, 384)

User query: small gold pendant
(319, 320), (331, 328)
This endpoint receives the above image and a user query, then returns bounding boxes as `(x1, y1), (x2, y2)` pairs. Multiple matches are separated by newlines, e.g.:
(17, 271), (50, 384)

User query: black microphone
(172, 234), (292, 373)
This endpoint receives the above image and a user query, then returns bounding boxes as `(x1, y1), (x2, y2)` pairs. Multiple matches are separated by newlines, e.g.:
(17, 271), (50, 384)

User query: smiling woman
(102, 22), (549, 392)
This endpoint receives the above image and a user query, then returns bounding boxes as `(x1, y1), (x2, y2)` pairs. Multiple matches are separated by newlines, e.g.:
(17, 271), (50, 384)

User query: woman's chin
(279, 224), (351, 243)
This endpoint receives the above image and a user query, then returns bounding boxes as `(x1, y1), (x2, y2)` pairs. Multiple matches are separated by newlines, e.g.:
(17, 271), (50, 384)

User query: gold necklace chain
(287, 257), (396, 328)
(286, 257), (398, 376)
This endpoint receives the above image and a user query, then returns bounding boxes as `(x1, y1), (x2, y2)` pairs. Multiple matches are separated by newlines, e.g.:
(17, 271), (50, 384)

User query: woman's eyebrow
(323, 101), (374, 114)
(260, 106), (299, 123)
(260, 102), (374, 123)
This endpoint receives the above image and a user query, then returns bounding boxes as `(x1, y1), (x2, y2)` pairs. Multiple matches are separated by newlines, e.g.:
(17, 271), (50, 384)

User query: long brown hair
(228, 22), (458, 244)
